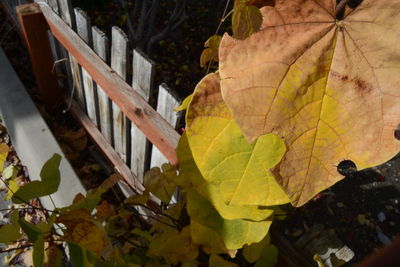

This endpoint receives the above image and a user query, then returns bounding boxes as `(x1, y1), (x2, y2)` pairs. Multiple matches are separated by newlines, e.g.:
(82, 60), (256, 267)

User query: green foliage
(33, 236), (45, 267)
(12, 153), (61, 204)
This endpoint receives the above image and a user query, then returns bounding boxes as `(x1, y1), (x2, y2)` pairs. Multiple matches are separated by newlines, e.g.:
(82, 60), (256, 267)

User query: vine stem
(206, 0), (232, 74)
(0, 177), (59, 215)
(0, 244), (32, 253)
(335, 0), (351, 16)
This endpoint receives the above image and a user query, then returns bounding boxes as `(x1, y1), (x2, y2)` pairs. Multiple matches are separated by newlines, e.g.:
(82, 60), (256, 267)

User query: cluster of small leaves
(0, 150), (278, 266)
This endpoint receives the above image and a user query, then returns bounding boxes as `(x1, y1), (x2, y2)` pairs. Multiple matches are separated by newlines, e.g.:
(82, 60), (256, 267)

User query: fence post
(16, 3), (61, 106)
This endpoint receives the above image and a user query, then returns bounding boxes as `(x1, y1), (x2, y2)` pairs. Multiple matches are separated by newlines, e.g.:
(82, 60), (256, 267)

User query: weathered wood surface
(40, 3), (180, 165)
(57, 0), (86, 108)
(67, 98), (144, 193)
(130, 49), (154, 182)
(16, 3), (61, 106)
(150, 84), (180, 168)
(111, 26), (130, 163)
(93, 26), (112, 144)
(75, 8), (98, 126)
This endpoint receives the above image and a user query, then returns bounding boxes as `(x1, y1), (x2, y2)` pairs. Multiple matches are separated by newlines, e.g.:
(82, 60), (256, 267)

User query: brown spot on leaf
(353, 77), (373, 95)
(331, 72), (373, 95)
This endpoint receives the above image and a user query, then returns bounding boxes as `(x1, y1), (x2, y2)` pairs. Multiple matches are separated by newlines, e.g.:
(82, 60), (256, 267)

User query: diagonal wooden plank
(39, 3), (180, 165)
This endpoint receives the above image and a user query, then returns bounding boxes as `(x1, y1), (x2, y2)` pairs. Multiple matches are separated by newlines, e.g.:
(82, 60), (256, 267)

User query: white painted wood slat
(74, 8), (98, 126)
(111, 26), (129, 163)
(150, 84), (180, 168)
(130, 49), (155, 181)
(92, 26), (112, 144)
(57, 0), (85, 108)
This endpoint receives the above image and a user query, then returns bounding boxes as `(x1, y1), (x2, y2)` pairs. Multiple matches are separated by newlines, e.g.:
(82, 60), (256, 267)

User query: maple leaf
(219, 0), (400, 206)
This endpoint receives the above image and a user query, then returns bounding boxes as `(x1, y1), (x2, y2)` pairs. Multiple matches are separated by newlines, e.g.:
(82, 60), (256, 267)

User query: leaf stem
(335, 0), (351, 16)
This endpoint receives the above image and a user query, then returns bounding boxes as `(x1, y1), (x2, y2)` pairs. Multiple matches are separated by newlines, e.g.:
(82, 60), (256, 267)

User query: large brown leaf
(219, 0), (400, 206)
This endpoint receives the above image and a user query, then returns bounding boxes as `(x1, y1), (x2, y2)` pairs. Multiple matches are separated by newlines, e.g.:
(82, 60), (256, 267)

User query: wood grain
(93, 26), (113, 144)
(75, 7), (98, 126)
(40, 3), (180, 165)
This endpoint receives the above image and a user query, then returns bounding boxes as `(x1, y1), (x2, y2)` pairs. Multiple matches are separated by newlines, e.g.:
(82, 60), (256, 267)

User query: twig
(215, 0), (232, 35)
(0, 177), (59, 214)
(206, 0), (232, 74)
(0, 244), (32, 253)
(0, 207), (58, 214)
(336, 0), (351, 16)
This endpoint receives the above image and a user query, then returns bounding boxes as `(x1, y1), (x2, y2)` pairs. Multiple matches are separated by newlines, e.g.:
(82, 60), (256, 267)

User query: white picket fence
(1, 0), (181, 185)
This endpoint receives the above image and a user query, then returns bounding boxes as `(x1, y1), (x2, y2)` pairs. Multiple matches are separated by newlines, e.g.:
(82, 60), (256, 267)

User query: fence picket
(57, 0), (85, 108)
(46, 0), (59, 13)
(130, 49), (155, 181)
(92, 26), (112, 144)
(111, 26), (129, 163)
(74, 8), (98, 126)
(150, 84), (180, 168)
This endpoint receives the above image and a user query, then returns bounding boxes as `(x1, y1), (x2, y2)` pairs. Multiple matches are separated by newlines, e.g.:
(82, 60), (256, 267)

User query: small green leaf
(40, 153), (61, 184)
(187, 190), (272, 250)
(0, 143), (9, 172)
(33, 235), (45, 267)
(18, 217), (42, 243)
(2, 165), (16, 179)
(12, 154), (62, 204)
(0, 224), (22, 243)
(232, 0), (262, 40)
(243, 234), (271, 263)
(5, 179), (19, 201)
(174, 93), (193, 112)
(144, 164), (177, 203)
(255, 244), (278, 267)
(68, 242), (94, 267)
(149, 226), (198, 265)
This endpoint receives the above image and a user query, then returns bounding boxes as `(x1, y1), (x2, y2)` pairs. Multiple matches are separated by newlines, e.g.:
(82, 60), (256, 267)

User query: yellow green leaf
(177, 133), (273, 221)
(200, 35), (222, 67)
(33, 235), (45, 267)
(232, 0), (262, 40)
(57, 208), (112, 258)
(2, 164), (18, 179)
(144, 164), (177, 203)
(254, 244), (278, 267)
(187, 189), (272, 250)
(219, 0), (400, 206)
(190, 219), (231, 255)
(209, 254), (238, 267)
(5, 179), (19, 201)
(243, 234), (271, 263)
(186, 72), (289, 207)
(174, 93), (193, 112)
(149, 226), (199, 265)
(12, 153), (61, 204)
(0, 223), (21, 243)
(0, 143), (9, 172)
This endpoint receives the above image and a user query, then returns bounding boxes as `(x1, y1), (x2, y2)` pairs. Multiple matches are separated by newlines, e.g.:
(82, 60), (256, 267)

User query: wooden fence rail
(13, 1), (181, 193)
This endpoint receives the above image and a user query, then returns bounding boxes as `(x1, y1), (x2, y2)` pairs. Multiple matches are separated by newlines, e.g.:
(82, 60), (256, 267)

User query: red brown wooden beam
(38, 3), (180, 165)
(16, 3), (62, 106)
(67, 97), (145, 193)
